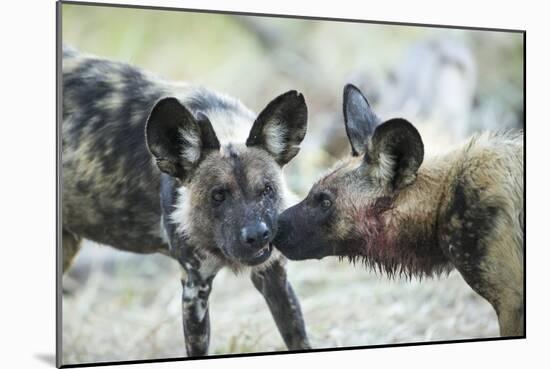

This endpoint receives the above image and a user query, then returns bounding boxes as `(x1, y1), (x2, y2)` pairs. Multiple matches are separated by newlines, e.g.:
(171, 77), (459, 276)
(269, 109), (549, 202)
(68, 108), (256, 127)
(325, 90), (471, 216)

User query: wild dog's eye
(321, 199), (332, 209)
(212, 189), (226, 202)
(262, 184), (274, 197)
(316, 192), (333, 210)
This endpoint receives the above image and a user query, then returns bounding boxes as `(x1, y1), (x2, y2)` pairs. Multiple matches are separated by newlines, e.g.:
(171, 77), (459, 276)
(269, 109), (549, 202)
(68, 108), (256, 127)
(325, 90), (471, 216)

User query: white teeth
(254, 244), (269, 257)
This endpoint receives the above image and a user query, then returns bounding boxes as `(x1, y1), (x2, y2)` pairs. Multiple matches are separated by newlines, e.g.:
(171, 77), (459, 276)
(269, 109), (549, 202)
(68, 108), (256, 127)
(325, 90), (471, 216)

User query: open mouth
(253, 243), (271, 258)
(245, 243), (273, 265)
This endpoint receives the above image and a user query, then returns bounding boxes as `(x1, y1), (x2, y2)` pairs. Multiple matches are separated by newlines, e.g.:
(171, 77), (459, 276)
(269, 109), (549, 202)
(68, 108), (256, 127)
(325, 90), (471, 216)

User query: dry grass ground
(62, 242), (499, 365)
(60, 8), (519, 366)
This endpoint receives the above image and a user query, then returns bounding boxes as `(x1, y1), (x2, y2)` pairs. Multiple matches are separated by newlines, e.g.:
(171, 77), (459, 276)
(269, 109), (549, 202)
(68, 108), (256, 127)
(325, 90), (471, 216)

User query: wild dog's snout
(241, 222), (271, 248)
(273, 216), (290, 252)
(273, 206), (304, 260)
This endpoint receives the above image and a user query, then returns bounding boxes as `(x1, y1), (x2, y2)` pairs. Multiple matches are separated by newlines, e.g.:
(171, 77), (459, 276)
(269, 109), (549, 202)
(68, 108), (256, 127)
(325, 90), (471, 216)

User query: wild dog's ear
(246, 90), (308, 166)
(343, 84), (381, 156)
(366, 118), (424, 191)
(145, 97), (220, 180)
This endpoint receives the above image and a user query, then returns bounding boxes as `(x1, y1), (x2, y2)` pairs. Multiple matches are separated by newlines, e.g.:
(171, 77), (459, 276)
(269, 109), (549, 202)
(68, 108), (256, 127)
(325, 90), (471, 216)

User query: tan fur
(393, 132), (523, 336)
(325, 131), (523, 336)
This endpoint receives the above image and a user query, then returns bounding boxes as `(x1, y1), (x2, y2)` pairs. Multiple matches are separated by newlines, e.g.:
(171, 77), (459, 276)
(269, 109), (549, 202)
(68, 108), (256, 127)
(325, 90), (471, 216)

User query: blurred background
(61, 3), (523, 365)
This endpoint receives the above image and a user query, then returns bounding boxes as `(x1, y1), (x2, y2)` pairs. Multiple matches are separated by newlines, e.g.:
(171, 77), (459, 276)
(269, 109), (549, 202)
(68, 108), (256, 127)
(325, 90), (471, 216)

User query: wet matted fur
(274, 84), (524, 337)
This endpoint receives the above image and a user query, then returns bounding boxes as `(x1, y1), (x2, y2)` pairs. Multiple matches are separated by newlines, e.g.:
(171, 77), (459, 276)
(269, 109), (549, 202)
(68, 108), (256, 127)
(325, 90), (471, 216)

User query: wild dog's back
(62, 47), (255, 253)
(63, 47), (169, 252)
(450, 130), (524, 238)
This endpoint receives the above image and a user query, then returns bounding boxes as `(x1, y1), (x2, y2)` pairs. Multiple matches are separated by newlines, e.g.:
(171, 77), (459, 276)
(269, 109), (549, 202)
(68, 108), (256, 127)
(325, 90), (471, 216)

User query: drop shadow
(34, 353), (57, 367)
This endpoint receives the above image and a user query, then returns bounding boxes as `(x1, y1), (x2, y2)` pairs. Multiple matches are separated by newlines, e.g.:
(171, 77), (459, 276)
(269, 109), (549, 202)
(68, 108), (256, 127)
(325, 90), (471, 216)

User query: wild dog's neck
(355, 155), (454, 278)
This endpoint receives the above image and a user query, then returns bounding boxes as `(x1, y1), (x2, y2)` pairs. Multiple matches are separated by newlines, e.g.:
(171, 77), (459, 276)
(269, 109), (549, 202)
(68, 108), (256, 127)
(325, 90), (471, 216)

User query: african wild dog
(62, 46), (310, 355)
(274, 84), (524, 337)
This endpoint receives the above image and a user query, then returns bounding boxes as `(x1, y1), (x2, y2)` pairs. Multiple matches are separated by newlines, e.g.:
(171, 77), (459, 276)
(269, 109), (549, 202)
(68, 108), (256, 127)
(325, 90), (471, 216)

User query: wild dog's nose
(241, 222), (270, 247)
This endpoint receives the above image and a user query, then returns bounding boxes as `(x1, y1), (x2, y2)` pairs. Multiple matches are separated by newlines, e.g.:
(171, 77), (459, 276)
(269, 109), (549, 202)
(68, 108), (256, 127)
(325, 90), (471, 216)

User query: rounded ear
(246, 90), (308, 166)
(343, 84), (381, 157)
(367, 118), (424, 191)
(145, 97), (219, 180)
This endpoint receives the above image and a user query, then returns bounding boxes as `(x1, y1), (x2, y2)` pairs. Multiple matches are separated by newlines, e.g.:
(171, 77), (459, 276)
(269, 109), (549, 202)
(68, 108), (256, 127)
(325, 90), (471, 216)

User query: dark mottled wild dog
(62, 46), (310, 355)
(274, 84), (524, 337)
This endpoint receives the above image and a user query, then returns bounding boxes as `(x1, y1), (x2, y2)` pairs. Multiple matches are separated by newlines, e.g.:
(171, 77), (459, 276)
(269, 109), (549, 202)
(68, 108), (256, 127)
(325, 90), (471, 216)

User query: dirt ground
(62, 242), (499, 365)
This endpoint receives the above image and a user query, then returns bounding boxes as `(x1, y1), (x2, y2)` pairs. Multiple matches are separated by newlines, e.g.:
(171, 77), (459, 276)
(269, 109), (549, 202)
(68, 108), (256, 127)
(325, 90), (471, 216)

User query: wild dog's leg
(180, 267), (214, 356)
(447, 242), (524, 336)
(160, 175), (220, 356)
(482, 231), (524, 336)
(177, 252), (221, 356)
(440, 180), (524, 337)
(455, 259), (524, 337)
(444, 218), (524, 336)
(62, 229), (81, 273)
(496, 297), (524, 336)
(251, 258), (310, 350)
